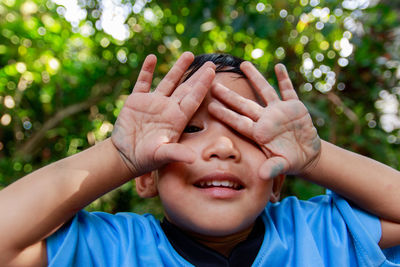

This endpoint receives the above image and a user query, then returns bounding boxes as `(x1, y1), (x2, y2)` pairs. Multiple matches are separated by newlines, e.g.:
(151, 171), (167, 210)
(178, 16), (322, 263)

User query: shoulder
(267, 193), (379, 229)
(257, 193), (390, 266)
(265, 194), (335, 220)
(75, 210), (159, 228)
(54, 210), (163, 242)
(263, 193), (382, 248)
(46, 211), (171, 266)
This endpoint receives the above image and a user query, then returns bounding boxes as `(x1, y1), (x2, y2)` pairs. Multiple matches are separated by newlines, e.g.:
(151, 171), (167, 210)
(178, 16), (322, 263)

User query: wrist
(106, 138), (137, 179)
(299, 139), (324, 179)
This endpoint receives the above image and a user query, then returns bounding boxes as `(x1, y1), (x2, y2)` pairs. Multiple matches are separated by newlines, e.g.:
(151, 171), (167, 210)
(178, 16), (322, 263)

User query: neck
(184, 224), (255, 257)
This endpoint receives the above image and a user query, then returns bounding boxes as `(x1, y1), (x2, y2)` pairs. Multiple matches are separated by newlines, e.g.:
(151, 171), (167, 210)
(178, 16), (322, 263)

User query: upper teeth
(199, 180), (241, 189)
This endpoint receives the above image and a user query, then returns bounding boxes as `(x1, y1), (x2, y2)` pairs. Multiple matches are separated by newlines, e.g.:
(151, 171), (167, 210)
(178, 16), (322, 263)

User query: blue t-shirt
(47, 194), (400, 266)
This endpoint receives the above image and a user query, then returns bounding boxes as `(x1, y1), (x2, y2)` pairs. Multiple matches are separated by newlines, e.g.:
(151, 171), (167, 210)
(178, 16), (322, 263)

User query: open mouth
(194, 180), (244, 190)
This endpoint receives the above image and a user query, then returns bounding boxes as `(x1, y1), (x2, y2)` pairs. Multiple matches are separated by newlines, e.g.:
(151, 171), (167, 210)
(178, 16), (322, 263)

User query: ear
(135, 171), (158, 198)
(269, 174), (285, 203)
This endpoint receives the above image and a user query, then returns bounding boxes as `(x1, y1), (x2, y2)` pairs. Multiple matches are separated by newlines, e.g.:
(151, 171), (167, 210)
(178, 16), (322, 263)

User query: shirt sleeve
(331, 193), (400, 266)
(261, 193), (400, 266)
(330, 193), (384, 265)
(46, 210), (150, 267)
(46, 210), (192, 267)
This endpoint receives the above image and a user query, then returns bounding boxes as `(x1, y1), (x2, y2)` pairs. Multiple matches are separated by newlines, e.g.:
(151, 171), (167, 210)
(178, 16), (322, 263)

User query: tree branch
(326, 91), (361, 135)
(15, 95), (103, 157)
(14, 76), (131, 158)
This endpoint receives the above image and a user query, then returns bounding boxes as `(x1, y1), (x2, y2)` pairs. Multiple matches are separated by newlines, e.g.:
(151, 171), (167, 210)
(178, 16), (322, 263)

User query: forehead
(212, 72), (258, 102)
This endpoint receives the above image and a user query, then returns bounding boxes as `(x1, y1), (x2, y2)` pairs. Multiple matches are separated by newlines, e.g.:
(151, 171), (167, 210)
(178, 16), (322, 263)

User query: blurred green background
(1, 0), (399, 217)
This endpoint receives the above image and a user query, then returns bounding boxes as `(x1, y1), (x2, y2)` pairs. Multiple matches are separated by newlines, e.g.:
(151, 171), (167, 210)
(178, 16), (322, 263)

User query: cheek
(157, 162), (188, 192)
(241, 144), (273, 199)
(255, 179), (274, 201)
(156, 163), (197, 227)
(241, 143), (266, 170)
(156, 162), (196, 209)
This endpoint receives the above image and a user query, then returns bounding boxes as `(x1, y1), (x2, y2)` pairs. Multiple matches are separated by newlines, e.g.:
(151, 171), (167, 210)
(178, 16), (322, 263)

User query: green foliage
(0, 0), (399, 214)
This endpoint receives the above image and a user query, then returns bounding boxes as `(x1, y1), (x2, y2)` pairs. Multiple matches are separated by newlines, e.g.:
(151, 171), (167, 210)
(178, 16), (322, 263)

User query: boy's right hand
(111, 52), (216, 177)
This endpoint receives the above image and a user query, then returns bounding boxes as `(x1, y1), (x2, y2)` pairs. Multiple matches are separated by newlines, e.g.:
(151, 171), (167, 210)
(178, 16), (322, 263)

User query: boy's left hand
(209, 62), (321, 179)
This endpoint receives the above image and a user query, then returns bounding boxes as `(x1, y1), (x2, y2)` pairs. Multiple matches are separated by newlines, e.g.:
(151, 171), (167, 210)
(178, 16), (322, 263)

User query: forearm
(302, 140), (400, 222)
(0, 138), (132, 252)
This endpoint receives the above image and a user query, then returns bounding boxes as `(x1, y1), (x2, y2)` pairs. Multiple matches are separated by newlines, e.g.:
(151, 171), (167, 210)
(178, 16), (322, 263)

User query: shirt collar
(161, 217), (265, 266)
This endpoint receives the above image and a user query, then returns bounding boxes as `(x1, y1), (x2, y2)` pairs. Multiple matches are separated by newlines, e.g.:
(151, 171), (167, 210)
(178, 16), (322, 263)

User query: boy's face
(140, 72), (284, 237)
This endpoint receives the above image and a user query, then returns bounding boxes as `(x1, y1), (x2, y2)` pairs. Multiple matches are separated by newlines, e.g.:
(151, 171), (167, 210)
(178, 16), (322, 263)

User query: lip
(193, 171), (245, 199)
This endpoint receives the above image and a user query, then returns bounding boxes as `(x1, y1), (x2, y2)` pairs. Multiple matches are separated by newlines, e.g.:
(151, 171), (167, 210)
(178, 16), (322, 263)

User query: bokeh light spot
(1, 114), (12, 126)
(251, 48), (264, 59)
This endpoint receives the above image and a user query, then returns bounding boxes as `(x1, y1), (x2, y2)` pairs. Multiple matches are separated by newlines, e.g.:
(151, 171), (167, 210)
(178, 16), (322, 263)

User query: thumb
(258, 156), (288, 180)
(154, 143), (196, 165)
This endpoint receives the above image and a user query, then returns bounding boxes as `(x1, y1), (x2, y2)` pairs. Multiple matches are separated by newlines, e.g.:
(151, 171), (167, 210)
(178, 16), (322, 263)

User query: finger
(208, 101), (254, 138)
(275, 64), (299, 101)
(183, 61), (216, 87)
(155, 143), (196, 164)
(133, 54), (157, 93)
(258, 157), (288, 180)
(171, 61), (216, 102)
(240, 61), (280, 104)
(178, 66), (215, 117)
(211, 83), (263, 121)
(155, 51), (194, 96)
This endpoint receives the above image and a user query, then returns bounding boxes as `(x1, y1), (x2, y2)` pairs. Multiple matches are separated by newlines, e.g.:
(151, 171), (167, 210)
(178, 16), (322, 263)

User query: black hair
(183, 53), (245, 82)
(183, 53), (265, 106)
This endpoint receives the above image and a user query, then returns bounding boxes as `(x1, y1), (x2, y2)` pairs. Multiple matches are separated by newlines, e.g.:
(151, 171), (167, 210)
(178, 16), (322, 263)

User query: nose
(202, 136), (241, 162)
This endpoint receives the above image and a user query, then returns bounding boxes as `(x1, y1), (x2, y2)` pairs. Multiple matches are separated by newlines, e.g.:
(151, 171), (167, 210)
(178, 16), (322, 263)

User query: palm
(111, 53), (215, 176)
(253, 100), (320, 175)
(113, 93), (188, 174)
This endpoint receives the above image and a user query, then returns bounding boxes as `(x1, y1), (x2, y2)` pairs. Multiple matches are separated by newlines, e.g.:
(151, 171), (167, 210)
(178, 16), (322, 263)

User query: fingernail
(259, 173), (271, 180)
(146, 54), (156, 59)
(183, 51), (194, 57)
(206, 61), (216, 69)
(270, 163), (284, 178)
(241, 61), (252, 68)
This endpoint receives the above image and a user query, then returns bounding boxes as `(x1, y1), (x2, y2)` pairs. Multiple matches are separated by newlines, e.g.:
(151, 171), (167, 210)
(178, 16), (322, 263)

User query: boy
(1, 52), (400, 266)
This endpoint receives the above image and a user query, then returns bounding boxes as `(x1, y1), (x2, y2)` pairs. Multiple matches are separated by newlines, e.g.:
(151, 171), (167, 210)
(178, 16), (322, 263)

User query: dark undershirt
(160, 217), (265, 267)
